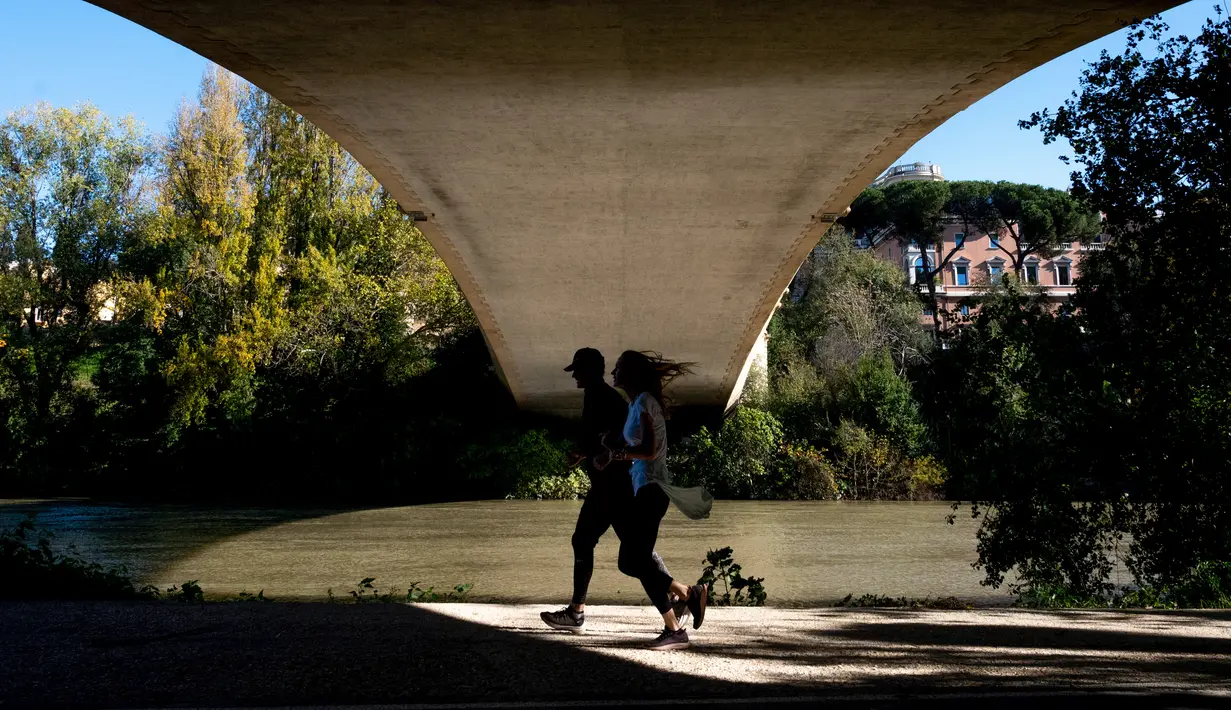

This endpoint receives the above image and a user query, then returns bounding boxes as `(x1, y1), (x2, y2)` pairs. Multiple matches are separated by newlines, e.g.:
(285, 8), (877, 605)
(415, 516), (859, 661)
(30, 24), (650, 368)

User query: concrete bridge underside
(93, 0), (1174, 415)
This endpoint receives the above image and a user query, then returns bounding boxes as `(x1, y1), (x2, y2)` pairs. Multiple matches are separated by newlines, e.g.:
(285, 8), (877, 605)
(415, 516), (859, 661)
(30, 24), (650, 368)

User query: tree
(0, 104), (151, 472)
(89, 67), (477, 498)
(780, 226), (928, 373)
(944, 180), (994, 255)
(143, 66), (267, 434)
(976, 182), (1101, 275)
(846, 181), (954, 335)
(950, 9), (1231, 596)
(919, 280), (1121, 596)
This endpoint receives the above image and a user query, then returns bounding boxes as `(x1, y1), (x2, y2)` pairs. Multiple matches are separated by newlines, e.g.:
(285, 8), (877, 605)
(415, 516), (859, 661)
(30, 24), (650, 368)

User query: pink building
(857, 163), (1106, 327)
(864, 222), (1106, 326)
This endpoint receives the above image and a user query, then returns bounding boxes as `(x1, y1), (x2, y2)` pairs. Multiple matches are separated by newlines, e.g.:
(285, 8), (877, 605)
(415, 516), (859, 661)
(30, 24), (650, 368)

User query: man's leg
(569, 484), (611, 608)
(542, 482), (609, 632)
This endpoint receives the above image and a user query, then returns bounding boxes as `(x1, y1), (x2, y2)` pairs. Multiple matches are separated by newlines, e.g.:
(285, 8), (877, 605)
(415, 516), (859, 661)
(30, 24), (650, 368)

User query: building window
(958, 304), (971, 316)
(989, 263), (1003, 281)
(912, 256), (930, 285)
(1056, 262), (1072, 286)
(922, 305), (934, 316)
(954, 263), (968, 286)
(955, 232), (966, 249)
(1025, 262), (1039, 284)
(989, 234), (1000, 249)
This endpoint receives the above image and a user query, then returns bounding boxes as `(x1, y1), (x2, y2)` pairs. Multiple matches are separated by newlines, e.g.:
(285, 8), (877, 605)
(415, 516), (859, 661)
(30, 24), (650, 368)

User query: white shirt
(623, 392), (669, 493)
(621, 391), (713, 520)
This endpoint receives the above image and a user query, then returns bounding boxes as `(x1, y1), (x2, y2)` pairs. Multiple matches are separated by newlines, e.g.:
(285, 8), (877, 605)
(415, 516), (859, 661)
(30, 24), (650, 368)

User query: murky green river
(1, 499), (1034, 605)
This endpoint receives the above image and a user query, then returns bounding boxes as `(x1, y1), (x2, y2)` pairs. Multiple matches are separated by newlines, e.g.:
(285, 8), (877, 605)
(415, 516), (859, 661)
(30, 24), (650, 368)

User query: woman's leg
(617, 484), (674, 618)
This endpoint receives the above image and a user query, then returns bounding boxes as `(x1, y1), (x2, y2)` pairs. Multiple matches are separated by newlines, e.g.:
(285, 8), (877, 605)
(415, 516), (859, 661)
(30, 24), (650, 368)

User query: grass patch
(836, 593), (973, 610)
(1015, 563), (1231, 610)
(329, 577), (474, 603)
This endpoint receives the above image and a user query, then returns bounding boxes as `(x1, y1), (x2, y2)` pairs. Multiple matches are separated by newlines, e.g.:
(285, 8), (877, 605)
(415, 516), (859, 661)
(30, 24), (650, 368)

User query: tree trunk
(925, 269), (942, 339)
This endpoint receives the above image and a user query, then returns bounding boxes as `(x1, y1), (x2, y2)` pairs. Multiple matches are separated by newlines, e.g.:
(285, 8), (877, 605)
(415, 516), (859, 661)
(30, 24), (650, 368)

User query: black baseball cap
(563, 347), (605, 372)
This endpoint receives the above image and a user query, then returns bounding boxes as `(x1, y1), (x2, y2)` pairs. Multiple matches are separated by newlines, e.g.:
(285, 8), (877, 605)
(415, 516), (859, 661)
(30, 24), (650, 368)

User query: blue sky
(0, 1), (1220, 189)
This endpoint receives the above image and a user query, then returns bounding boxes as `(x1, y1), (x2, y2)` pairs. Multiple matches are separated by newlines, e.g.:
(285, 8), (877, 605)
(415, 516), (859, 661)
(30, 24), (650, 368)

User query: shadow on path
(3, 603), (1230, 708)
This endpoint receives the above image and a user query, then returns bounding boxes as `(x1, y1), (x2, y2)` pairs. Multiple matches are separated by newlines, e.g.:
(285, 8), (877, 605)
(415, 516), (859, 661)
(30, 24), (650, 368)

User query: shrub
(905, 455), (947, 500)
(775, 442), (838, 500)
(831, 420), (903, 499)
(347, 577), (474, 603)
(461, 429), (582, 499)
(673, 407), (784, 499)
(1013, 561), (1231, 609)
(836, 593), (971, 609)
(149, 580), (205, 602)
(1165, 561), (1231, 609)
(1013, 582), (1110, 609)
(0, 516), (143, 600)
(697, 547), (766, 606)
(514, 466), (590, 500)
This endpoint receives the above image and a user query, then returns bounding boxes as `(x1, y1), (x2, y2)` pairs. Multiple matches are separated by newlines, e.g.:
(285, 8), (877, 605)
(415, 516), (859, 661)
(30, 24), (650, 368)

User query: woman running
(595, 350), (713, 650)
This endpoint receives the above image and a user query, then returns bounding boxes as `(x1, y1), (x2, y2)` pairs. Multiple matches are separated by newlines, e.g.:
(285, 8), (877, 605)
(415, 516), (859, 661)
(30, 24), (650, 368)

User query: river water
(2, 499), (1021, 605)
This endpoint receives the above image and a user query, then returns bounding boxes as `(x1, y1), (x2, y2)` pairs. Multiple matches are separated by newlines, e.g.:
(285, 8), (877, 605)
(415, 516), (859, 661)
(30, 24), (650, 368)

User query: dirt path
(2, 602), (1228, 708)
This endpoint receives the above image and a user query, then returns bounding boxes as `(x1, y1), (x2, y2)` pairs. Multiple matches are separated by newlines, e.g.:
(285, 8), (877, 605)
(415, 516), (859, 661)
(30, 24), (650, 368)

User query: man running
(540, 347), (687, 632)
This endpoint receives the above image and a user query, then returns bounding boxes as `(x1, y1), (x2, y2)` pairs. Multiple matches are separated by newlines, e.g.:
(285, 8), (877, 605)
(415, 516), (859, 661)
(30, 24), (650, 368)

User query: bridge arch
(89, 0), (1175, 415)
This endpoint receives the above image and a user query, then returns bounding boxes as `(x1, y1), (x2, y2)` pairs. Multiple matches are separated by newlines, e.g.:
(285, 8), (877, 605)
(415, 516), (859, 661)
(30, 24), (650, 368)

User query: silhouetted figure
(539, 348), (684, 634)
(597, 350), (713, 650)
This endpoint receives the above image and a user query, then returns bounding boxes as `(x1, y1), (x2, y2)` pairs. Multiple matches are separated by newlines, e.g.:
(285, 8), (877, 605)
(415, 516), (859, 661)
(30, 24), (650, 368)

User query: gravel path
(2, 602), (1229, 708)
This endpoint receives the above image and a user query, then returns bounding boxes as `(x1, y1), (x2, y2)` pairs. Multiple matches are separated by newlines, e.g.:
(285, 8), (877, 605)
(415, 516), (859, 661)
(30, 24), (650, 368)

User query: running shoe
(671, 594), (691, 627)
(540, 606), (585, 633)
(646, 626), (690, 651)
(687, 584), (708, 629)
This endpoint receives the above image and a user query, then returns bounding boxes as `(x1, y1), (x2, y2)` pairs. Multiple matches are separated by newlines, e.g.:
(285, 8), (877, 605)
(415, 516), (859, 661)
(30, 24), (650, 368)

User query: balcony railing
(872, 162), (945, 187)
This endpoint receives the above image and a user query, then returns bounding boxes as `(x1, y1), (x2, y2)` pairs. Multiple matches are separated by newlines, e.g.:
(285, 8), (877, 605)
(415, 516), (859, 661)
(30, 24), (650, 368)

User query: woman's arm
(613, 404), (657, 461)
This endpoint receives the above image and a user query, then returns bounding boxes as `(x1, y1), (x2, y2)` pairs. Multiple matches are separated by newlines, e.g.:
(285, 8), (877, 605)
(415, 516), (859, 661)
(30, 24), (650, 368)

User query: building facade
(859, 163), (1105, 327)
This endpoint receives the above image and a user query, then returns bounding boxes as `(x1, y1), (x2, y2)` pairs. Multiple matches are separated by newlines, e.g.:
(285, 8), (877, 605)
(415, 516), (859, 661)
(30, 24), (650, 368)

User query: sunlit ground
(426, 603), (1231, 690)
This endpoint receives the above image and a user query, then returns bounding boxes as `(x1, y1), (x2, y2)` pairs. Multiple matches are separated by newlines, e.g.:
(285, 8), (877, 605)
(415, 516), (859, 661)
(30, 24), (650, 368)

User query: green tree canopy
(944, 10), (1231, 594)
(0, 103), (151, 476)
(976, 182), (1101, 273)
(1, 68), (486, 501)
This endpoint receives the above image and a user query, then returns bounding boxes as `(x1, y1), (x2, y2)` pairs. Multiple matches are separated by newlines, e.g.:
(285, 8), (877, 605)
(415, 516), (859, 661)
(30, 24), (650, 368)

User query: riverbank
(2, 499), (1023, 605)
(2, 601), (1228, 708)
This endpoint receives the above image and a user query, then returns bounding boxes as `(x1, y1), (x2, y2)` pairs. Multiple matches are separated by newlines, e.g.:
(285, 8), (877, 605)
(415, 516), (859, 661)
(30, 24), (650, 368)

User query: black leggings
(616, 483), (674, 614)
(571, 473), (669, 606)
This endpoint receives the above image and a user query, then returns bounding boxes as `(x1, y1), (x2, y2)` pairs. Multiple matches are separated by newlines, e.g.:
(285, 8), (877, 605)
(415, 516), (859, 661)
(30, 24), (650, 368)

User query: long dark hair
(616, 350), (694, 406)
